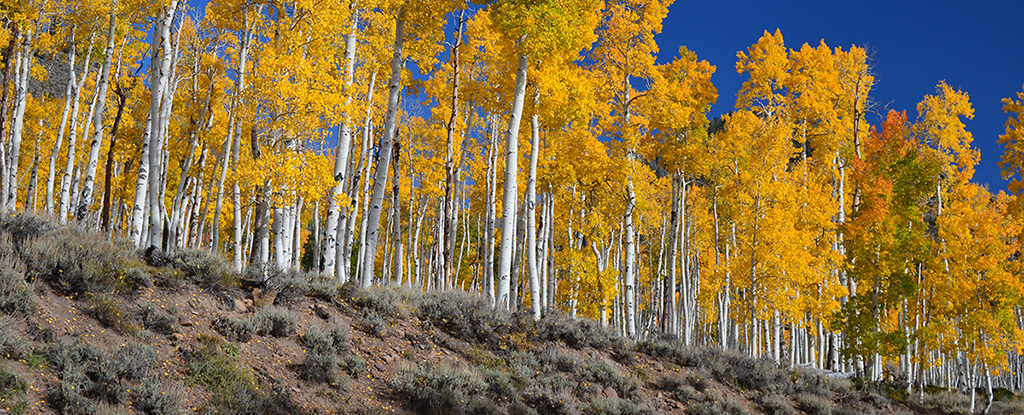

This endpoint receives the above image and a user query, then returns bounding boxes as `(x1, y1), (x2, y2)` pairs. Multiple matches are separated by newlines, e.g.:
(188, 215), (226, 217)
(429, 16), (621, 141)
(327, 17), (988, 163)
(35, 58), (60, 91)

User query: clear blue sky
(654, 0), (1024, 192)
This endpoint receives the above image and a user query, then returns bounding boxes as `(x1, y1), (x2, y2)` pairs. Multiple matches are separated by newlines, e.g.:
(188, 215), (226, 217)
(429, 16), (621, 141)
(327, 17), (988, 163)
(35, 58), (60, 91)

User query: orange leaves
(933, 183), (1024, 365)
(917, 81), (978, 185)
(491, 0), (602, 62)
(998, 84), (1024, 194)
(736, 29), (787, 111)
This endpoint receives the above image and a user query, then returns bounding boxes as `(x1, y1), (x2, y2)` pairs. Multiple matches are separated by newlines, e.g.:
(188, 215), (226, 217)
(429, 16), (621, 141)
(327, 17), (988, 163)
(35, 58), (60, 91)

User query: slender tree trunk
(146, 0), (181, 249)
(623, 179), (638, 338)
(666, 176), (679, 336)
(484, 114), (499, 305)
(60, 86), (99, 224)
(129, 113), (152, 245)
(525, 92), (541, 320)
(231, 8), (258, 271)
(167, 93), (209, 247)
(360, 10), (405, 288)
(495, 50), (529, 310)
(322, 10), (360, 278)
(391, 139), (403, 285)
(273, 206), (285, 269)
(47, 33), (86, 216)
(0, 27), (19, 193)
(6, 28), (34, 211)
(76, 8), (118, 222)
(983, 362), (993, 415)
(441, 10), (466, 291)
(312, 200), (321, 271)
(343, 70), (377, 283)
(101, 81), (130, 232)
(26, 154), (37, 212)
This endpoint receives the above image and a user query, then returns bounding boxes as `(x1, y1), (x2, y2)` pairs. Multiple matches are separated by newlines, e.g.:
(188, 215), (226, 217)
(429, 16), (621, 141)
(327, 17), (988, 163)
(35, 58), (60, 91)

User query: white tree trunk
(484, 114), (499, 306)
(273, 207), (285, 269)
(391, 140), (403, 285)
(76, 9), (118, 222)
(495, 51), (528, 310)
(359, 11), (405, 288)
(343, 70), (377, 283)
(60, 85), (99, 224)
(322, 10), (360, 278)
(230, 8), (258, 271)
(47, 34), (90, 216)
(129, 114), (152, 245)
(6, 28), (34, 211)
(146, 1), (180, 248)
(293, 197), (303, 269)
(526, 94), (541, 320)
(623, 179), (637, 338)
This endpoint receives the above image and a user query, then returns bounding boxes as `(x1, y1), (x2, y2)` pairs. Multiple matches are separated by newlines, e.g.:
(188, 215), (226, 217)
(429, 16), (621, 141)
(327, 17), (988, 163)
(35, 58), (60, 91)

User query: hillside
(0, 214), (1015, 415)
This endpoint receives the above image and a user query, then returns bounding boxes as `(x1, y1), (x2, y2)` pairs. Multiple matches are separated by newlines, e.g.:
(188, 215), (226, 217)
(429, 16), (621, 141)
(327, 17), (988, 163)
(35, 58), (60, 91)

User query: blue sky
(654, 0), (1024, 192)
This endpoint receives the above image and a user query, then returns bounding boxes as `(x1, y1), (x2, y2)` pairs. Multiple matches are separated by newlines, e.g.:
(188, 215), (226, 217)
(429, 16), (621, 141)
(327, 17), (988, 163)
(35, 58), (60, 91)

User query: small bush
(658, 373), (702, 403)
(418, 291), (512, 347)
(521, 384), (581, 415)
(0, 254), (33, 315)
(0, 366), (27, 401)
(50, 371), (96, 415)
(340, 354), (366, 378)
(139, 302), (178, 335)
(577, 359), (639, 399)
(252, 306), (296, 338)
(923, 390), (970, 413)
(271, 270), (340, 305)
(47, 340), (156, 409)
(536, 309), (625, 352)
(0, 213), (53, 247)
(393, 363), (488, 415)
(795, 392), (834, 415)
(87, 293), (136, 335)
(350, 286), (406, 319)
(688, 371), (711, 392)
(121, 267), (153, 289)
(110, 342), (156, 381)
(300, 353), (342, 387)
(0, 317), (28, 360)
(300, 324), (350, 356)
(793, 369), (838, 399)
(479, 367), (516, 403)
(758, 393), (796, 415)
(305, 275), (345, 301)
(135, 380), (183, 415)
(213, 317), (257, 343)
(24, 224), (138, 297)
(989, 399), (1024, 415)
(182, 335), (258, 407)
(637, 340), (703, 367)
(538, 349), (637, 399)
(172, 249), (235, 289)
(685, 390), (749, 415)
(585, 397), (657, 415)
(360, 310), (389, 337)
(644, 343), (794, 395)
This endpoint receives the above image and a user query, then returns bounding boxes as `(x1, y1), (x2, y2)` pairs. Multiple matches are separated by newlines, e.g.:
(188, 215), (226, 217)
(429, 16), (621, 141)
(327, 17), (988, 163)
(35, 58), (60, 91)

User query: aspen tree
(360, 0), (451, 287)
(491, 0), (601, 310)
(998, 84), (1024, 195)
(75, 0), (119, 222)
(321, 4), (359, 279)
(5, 13), (37, 211)
(145, 0), (181, 249)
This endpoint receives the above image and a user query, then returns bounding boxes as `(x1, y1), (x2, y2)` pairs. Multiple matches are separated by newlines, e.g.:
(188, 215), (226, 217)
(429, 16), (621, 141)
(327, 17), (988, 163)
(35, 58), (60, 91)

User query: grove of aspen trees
(6, 0), (1024, 400)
